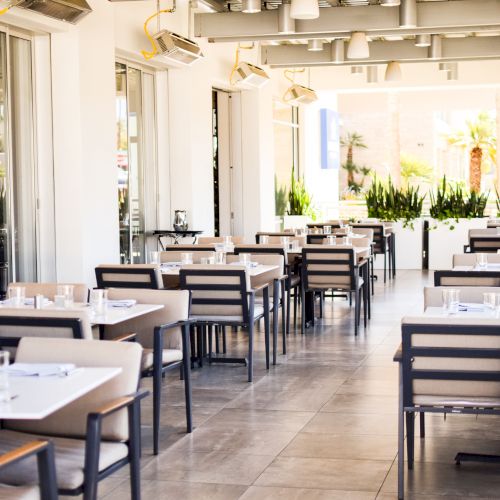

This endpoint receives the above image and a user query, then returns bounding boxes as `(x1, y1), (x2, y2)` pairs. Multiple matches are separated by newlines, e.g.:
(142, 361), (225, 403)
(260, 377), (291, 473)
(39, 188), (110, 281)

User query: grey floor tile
(239, 485), (377, 499)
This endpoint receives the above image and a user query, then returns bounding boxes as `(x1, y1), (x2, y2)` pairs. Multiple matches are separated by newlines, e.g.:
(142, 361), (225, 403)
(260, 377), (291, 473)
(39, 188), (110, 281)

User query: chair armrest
(393, 343), (403, 363)
(275, 274), (288, 282)
(111, 332), (137, 343)
(249, 282), (270, 294)
(0, 440), (50, 468)
(88, 389), (150, 419)
(158, 320), (191, 333)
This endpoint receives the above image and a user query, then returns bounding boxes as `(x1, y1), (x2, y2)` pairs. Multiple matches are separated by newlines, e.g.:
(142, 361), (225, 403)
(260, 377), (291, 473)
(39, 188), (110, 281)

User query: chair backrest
(351, 228), (374, 241)
(180, 265), (251, 323)
(352, 223), (386, 253)
(307, 222), (343, 229)
(159, 251), (215, 264)
(401, 317), (500, 407)
(104, 288), (189, 350)
(95, 264), (162, 289)
(255, 231), (293, 243)
(301, 246), (357, 290)
(198, 236), (244, 245)
(469, 228), (497, 238)
(267, 236), (306, 247)
(307, 234), (328, 245)
(234, 244), (286, 258)
(469, 236), (500, 253)
(423, 285), (500, 308)
(433, 270), (500, 287)
(0, 308), (93, 349)
(8, 283), (89, 303)
(452, 253), (500, 267)
(7, 337), (142, 442)
(163, 244), (216, 252)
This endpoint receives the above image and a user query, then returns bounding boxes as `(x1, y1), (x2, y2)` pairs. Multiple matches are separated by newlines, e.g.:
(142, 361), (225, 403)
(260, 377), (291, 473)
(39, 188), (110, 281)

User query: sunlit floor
(96, 270), (500, 499)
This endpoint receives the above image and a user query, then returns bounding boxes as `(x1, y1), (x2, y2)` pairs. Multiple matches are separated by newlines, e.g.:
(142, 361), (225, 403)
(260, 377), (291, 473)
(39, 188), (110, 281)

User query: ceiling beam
(261, 36), (500, 67)
(194, 0), (500, 42)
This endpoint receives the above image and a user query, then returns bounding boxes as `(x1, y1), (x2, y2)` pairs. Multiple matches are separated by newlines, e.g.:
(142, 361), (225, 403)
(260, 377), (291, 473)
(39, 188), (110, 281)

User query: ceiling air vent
(152, 30), (204, 65)
(16, 0), (92, 23)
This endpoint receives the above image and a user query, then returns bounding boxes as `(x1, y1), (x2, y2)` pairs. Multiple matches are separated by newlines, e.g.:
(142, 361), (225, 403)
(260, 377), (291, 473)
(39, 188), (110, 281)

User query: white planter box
(283, 215), (309, 230)
(428, 218), (487, 270)
(373, 219), (423, 270)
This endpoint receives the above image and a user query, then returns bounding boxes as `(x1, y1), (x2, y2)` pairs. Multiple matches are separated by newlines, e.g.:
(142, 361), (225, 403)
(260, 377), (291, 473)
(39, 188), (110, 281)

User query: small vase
(173, 210), (188, 231)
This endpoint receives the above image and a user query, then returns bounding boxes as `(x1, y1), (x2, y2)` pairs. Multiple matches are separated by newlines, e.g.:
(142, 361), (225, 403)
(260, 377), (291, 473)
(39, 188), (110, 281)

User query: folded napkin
(161, 262), (180, 268)
(106, 299), (137, 308)
(8, 363), (77, 377)
(458, 303), (485, 312)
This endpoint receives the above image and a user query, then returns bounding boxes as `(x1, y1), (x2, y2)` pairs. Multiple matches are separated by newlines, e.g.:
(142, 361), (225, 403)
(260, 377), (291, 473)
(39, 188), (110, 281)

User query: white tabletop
(0, 367), (121, 420)
(161, 264), (279, 277)
(453, 264), (500, 271)
(424, 306), (500, 321)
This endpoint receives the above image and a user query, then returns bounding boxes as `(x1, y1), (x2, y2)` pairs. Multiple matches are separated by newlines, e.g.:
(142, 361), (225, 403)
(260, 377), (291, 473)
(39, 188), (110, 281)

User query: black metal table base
(207, 354), (248, 366)
(455, 452), (500, 465)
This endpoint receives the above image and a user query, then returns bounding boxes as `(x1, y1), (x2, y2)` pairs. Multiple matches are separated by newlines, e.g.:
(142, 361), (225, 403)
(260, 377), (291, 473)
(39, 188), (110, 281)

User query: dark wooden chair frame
(395, 323), (500, 500)
(0, 440), (58, 500)
(95, 267), (161, 290)
(300, 248), (367, 335)
(468, 236), (500, 253)
(434, 270), (500, 287)
(180, 268), (270, 382)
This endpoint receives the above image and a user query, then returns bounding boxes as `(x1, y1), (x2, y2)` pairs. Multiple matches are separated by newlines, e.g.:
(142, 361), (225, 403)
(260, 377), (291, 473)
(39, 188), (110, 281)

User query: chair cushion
(190, 304), (265, 323)
(142, 348), (183, 371)
(413, 395), (500, 408)
(0, 484), (39, 500)
(0, 430), (128, 491)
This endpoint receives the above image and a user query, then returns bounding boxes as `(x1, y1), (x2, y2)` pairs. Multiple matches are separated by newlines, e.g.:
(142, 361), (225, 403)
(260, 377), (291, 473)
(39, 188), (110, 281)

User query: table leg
(304, 290), (315, 328)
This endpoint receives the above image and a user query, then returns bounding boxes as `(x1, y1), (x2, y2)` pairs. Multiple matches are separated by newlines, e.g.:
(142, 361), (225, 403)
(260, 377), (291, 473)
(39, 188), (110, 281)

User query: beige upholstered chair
(453, 253), (500, 267)
(397, 316), (500, 498)
(0, 337), (144, 500)
(159, 252), (215, 289)
(95, 264), (163, 289)
(433, 271), (500, 287)
(423, 286), (500, 308)
(301, 246), (367, 335)
(227, 254), (286, 362)
(197, 236), (244, 245)
(0, 440), (57, 500)
(103, 288), (192, 455)
(180, 265), (270, 382)
(7, 283), (89, 303)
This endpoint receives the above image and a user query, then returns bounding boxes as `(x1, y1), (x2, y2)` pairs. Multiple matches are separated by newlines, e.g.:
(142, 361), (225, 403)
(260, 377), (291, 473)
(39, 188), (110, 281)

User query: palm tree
(447, 112), (497, 192)
(340, 132), (367, 165)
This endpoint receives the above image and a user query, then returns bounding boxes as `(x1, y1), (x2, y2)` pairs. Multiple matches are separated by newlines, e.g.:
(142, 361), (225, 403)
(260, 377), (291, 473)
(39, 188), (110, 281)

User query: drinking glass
(240, 253), (251, 267)
(181, 253), (193, 265)
(477, 253), (488, 269)
(57, 284), (74, 308)
(223, 236), (232, 246)
(442, 289), (460, 314)
(323, 225), (331, 235)
(342, 237), (351, 246)
(0, 351), (9, 403)
(260, 235), (269, 244)
(215, 251), (226, 264)
(7, 286), (25, 307)
(327, 235), (336, 246)
(90, 289), (107, 315)
(483, 292), (497, 311)
(149, 250), (160, 265)
(280, 236), (290, 247)
(200, 257), (209, 265)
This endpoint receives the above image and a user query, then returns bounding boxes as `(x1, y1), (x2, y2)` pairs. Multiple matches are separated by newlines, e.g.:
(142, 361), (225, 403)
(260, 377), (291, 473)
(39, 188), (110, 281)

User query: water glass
(149, 250), (160, 265)
(181, 252), (193, 265)
(280, 236), (290, 247)
(476, 253), (488, 269)
(57, 284), (74, 308)
(327, 235), (336, 246)
(54, 294), (65, 308)
(342, 237), (351, 246)
(0, 351), (9, 403)
(223, 236), (232, 246)
(323, 225), (331, 235)
(201, 257), (215, 265)
(483, 292), (497, 311)
(90, 289), (107, 315)
(7, 286), (25, 307)
(260, 235), (269, 244)
(240, 253), (251, 267)
(442, 289), (460, 314)
(215, 251), (226, 264)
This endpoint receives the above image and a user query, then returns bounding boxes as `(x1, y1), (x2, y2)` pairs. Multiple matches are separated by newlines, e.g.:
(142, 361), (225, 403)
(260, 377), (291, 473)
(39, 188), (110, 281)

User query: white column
(388, 92), (401, 187)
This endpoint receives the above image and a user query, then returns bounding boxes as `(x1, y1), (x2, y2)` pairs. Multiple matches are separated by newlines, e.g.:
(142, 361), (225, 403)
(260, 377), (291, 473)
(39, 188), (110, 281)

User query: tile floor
(100, 270), (500, 499)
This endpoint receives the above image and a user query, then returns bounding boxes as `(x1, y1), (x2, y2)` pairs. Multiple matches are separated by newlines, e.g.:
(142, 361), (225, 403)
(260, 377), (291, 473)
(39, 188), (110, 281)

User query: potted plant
(283, 167), (316, 230)
(428, 176), (488, 269)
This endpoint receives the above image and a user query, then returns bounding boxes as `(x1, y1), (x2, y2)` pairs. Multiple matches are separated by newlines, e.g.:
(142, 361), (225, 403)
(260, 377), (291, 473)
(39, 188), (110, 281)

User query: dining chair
(469, 236), (500, 253)
(180, 265), (270, 382)
(463, 229), (497, 252)
(255, 231), (293, 243)
(227, 253), (286, 361)
(159, 251), (216, 289)
(95, 264), (162, 290)
(234, 244), (299, 338)
(433, 270), (500, 287)
(301, 246), (367, 335)
(163, 244), (216, 252)
(0, 337), (146, 500)
(0, 440), (57, 500)
(7, 283), (89, 303)
(197, 236), (244, 245)
(103, 288), (192, 455)
(423, 285), (500, 308)
(353, 223), (391, 283)
(396, 317), (500, 500)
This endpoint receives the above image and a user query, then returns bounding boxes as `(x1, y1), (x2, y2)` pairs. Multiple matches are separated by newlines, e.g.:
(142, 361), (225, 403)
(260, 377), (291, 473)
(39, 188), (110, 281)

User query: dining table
(160, 263), (280, 278)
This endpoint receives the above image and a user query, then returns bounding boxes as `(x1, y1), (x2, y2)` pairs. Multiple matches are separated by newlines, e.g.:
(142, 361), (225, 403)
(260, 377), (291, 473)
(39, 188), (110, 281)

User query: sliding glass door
(115, 61), (157, 264)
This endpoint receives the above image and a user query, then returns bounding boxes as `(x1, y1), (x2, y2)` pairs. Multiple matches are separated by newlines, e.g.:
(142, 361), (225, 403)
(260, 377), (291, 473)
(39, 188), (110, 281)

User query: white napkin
(458, 303), (485, 312)
(106, 299), (137, 308)
(8, 363), (77, 377)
